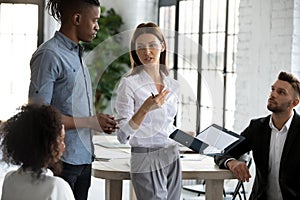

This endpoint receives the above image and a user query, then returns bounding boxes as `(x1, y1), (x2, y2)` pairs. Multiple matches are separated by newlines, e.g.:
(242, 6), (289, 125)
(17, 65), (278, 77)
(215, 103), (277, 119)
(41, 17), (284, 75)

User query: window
(158, 0), (239, 131)
(0, 0), (44, 120)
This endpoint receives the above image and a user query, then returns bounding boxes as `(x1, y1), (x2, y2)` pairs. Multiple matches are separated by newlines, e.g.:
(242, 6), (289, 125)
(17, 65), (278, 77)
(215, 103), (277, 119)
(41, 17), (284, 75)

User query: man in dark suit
(215, 71), (300, 200)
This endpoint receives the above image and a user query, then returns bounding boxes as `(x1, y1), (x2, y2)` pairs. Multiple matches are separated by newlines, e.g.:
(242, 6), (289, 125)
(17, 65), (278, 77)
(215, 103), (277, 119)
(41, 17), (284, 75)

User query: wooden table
(92, 135), (235, 200)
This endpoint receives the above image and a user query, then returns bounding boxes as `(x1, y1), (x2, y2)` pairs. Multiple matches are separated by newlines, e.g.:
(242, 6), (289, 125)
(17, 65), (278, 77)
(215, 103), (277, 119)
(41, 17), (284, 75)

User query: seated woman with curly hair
(0, 104), (74, 200)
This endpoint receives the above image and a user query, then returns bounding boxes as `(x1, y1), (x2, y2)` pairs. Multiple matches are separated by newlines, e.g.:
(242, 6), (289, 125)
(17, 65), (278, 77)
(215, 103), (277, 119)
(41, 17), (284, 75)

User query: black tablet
(169, 124), (245, 156)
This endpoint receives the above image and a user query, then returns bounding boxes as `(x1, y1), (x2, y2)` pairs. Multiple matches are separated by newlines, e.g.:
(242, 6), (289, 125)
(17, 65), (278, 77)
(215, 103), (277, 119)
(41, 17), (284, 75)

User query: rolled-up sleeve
(29, 50), (60, 104)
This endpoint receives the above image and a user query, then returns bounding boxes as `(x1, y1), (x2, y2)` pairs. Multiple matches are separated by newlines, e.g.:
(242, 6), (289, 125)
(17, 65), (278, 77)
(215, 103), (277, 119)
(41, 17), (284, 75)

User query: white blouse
(114, 70), (180, 148)
(1, 168), (75, 200)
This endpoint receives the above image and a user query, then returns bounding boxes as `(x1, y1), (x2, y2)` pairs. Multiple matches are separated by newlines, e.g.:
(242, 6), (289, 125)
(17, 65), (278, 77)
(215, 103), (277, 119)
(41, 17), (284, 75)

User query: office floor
(88, 178), (207, 200)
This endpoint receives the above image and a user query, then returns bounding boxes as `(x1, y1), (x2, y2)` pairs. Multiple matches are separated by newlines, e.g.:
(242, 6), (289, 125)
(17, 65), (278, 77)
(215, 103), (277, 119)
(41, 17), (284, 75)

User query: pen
(115, 117), (126, 123)
(151, 92), (155, 98)
(95, 157), (111, 162)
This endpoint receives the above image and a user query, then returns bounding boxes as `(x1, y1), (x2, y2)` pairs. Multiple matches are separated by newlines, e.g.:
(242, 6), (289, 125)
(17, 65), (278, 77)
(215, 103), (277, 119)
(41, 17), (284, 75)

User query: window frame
(0, 0), (44, 46)
(158, 0), (238, 131)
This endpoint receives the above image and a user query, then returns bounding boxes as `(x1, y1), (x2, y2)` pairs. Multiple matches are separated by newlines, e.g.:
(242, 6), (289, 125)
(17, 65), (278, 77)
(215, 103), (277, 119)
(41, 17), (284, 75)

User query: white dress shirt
(115, 69), (180, 148)
(1, 167), (75, 200)
(266, 112), (293, 200)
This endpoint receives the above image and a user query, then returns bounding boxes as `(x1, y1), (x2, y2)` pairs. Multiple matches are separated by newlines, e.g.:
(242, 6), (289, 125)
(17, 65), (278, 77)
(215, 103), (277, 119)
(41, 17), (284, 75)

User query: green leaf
(82, 7), (130, 112)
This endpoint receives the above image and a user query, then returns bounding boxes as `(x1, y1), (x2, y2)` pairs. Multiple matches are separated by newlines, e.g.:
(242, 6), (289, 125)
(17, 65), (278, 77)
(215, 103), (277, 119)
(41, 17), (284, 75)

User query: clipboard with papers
(169, 124), (245, 156)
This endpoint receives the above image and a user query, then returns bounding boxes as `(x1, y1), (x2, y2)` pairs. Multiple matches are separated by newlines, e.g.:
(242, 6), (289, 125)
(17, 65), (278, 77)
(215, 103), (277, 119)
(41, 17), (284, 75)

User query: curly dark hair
(46, 0), (101, 22)
(0, 104), (63, 178)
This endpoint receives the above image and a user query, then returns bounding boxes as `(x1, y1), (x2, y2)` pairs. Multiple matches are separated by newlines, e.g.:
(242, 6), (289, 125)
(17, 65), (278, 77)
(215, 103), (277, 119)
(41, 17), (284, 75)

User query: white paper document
(196, 125), (239, 151)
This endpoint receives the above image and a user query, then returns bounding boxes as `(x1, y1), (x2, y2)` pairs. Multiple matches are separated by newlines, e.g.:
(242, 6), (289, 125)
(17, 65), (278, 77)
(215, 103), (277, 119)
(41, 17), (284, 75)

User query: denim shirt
(29, 31), (94, 164)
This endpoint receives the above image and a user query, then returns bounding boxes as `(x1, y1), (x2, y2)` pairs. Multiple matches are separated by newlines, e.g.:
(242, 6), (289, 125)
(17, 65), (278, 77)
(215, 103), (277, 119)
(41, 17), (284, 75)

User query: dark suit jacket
(215, 110), (300, 200)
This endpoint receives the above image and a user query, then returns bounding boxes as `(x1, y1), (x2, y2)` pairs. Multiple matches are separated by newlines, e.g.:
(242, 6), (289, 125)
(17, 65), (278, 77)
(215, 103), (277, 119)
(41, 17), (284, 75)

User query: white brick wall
(292, 0), (300, 113)
(101, 0), (158, 31)
(100, 0), (158, 51)
(234, 0), (296, 132)
(292, 0), (300, 80)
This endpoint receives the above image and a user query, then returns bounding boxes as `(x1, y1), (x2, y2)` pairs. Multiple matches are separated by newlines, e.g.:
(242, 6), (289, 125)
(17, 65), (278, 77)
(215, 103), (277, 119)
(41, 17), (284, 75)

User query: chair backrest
(231, 154), (252, 200)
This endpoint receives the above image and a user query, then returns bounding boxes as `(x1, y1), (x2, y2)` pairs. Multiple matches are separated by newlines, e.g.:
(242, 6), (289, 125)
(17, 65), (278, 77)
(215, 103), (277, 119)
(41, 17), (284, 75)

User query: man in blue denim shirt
(28, 0), (117, 199)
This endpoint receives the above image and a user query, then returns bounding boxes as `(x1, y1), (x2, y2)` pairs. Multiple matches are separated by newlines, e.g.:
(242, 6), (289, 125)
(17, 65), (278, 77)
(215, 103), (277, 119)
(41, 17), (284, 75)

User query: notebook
(169, 124), (245, 156)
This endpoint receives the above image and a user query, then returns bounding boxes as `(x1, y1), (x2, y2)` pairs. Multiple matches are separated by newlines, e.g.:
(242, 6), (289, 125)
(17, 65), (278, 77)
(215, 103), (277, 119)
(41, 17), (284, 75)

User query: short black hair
(46, 0), (100, 21)
(0, 104), (63, 178)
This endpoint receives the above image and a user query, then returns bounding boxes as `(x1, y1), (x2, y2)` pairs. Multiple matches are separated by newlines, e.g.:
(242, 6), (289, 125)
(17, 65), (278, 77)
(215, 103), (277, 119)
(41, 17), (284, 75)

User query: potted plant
(83, 7), (130, 112)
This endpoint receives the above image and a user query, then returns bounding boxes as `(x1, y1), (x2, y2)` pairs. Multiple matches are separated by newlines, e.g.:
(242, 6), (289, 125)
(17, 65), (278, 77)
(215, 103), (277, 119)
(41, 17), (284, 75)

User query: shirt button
(35, 91), (39, 94)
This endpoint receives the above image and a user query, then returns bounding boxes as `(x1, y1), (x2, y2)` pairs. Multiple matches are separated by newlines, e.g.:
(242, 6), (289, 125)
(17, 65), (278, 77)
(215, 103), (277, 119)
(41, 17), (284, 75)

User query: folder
(169, 124), (245, 156)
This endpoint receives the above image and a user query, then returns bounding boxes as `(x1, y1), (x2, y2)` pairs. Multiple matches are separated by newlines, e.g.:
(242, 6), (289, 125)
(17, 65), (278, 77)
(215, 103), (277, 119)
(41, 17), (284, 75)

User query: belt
(131, 146), (176, 153)
(131, 147), (163, 153)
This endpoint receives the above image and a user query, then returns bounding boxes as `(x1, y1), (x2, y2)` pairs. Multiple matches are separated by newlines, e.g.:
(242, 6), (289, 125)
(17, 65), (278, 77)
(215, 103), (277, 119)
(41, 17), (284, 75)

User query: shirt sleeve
(28, 49), (61, 104)
(224, 158), (236, 168)
(114, 77), (138, 144)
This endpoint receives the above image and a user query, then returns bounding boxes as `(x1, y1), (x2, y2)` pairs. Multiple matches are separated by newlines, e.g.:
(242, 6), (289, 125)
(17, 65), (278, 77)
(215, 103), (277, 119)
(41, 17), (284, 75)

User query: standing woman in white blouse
(115, 22), (182, 200)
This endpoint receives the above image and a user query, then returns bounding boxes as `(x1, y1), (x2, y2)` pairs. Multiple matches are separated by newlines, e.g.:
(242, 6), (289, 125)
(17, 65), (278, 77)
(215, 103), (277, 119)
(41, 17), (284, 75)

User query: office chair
(182, 155), (252, 200)
(225, 157), (252, 200)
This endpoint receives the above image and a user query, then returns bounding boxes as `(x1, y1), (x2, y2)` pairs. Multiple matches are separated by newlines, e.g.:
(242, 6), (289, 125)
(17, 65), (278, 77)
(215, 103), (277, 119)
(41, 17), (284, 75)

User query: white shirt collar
(269, 110), (294, 132)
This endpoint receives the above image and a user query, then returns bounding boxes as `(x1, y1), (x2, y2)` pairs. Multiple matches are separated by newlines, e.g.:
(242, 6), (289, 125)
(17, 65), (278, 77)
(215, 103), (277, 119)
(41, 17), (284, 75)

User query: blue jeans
(59, 162), (92, 200)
